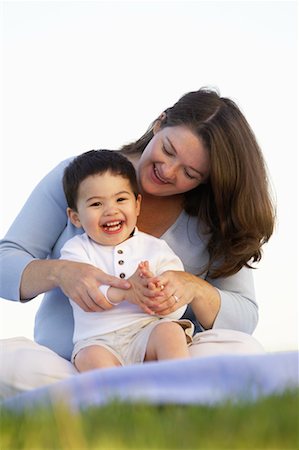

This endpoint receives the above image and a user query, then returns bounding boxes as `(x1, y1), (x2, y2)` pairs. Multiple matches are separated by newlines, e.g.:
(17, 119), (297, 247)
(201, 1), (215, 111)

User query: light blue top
(0, 158), (258, 360)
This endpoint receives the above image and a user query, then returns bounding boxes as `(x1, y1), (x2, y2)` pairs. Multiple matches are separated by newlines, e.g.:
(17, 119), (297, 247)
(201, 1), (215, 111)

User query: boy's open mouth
(102, 220), (123, 232)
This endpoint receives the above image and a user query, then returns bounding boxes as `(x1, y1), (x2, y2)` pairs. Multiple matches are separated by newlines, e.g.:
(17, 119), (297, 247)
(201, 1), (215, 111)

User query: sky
(0, 0), (298, 352)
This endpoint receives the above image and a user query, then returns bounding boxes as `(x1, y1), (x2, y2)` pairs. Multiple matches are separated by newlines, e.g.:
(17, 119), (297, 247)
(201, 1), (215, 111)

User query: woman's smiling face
(136, 125), (210, 197)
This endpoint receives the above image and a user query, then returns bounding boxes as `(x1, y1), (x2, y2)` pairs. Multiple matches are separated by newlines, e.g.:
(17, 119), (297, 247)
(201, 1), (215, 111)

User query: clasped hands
(127, 260), (183, 316)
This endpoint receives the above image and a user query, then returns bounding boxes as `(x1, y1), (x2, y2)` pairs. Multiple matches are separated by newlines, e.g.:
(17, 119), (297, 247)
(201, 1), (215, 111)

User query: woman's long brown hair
(122, 88), (276, 278)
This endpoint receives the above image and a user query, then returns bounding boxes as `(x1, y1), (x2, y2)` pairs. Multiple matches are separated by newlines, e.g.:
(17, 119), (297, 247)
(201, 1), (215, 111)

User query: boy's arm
(99, 284), (125, 305)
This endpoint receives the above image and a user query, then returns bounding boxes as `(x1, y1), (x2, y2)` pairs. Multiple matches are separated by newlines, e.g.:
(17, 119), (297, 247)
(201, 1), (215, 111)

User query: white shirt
(60, 228), (186, 343)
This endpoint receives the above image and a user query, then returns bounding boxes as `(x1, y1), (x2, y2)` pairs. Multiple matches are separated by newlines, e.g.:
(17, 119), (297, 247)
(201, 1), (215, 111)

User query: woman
(0, 88), (275, 398)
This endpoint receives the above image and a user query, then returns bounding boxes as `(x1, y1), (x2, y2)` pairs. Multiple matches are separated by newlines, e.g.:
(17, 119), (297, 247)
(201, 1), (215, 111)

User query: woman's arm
(206, 267), (259, 333)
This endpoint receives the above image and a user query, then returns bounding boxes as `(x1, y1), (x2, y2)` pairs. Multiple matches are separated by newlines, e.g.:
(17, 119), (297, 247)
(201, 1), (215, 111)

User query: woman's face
(137, 125), (210, 197)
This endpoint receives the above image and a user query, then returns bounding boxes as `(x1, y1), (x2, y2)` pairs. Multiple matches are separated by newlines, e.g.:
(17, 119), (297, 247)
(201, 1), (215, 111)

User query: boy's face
(68, 171), (141, 246)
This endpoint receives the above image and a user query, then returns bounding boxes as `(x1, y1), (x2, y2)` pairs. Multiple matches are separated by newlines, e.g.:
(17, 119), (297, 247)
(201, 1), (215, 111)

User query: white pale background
(0, 0), (298, 352)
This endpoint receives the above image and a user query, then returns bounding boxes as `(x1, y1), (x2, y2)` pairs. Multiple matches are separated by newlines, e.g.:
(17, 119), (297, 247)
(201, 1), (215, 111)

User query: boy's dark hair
(63, 150), (139, 210)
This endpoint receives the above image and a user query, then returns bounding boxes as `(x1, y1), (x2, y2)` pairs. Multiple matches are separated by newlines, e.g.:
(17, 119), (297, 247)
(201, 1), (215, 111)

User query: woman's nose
(163, 162), (179, 180)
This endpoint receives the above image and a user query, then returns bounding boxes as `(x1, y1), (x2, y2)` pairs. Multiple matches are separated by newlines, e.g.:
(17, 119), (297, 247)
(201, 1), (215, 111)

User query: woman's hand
(142, 270), (221, 328)
(142, 270), (196, 314)
(52, 259), (131, 312)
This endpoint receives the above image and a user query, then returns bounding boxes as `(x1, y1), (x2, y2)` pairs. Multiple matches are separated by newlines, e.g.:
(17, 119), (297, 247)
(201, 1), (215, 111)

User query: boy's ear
(67, 208), (82, 228)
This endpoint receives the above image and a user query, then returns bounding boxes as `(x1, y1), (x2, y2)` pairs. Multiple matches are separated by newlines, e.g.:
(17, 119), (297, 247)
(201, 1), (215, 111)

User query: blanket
(3, 351), (298, 411)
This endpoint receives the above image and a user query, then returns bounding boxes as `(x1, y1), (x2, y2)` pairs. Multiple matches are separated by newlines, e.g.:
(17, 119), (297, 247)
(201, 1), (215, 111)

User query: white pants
(0, 330), (264, 400)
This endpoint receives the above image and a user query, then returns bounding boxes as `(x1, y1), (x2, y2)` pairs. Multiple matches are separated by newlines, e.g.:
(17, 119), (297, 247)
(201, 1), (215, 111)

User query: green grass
(1, 390), (298, 449)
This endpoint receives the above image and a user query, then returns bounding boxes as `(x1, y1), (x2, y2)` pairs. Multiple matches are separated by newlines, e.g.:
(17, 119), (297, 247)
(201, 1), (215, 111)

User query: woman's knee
(189, 329), (265, 358)
(0, 337), (77, 399)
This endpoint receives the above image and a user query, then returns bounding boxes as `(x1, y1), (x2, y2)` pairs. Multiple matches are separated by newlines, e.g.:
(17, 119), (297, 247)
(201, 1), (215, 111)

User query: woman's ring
(173, 294), (179, 303)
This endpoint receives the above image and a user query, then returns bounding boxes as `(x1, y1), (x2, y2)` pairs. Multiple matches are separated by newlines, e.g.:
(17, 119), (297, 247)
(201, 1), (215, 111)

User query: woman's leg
(0, 337), (77, 400)
(189, 329), (265, 358)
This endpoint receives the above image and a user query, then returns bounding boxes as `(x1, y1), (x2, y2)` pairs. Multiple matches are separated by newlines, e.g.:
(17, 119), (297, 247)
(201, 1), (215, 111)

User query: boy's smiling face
(68, 171), (141, 246)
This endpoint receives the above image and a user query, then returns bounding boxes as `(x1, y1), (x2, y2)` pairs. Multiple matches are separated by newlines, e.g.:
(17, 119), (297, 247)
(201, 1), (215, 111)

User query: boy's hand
(138, 261), (164, 293)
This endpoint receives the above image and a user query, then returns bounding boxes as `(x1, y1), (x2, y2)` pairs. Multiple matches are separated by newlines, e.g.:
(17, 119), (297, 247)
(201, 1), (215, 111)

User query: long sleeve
(208, 267), (258, 334)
